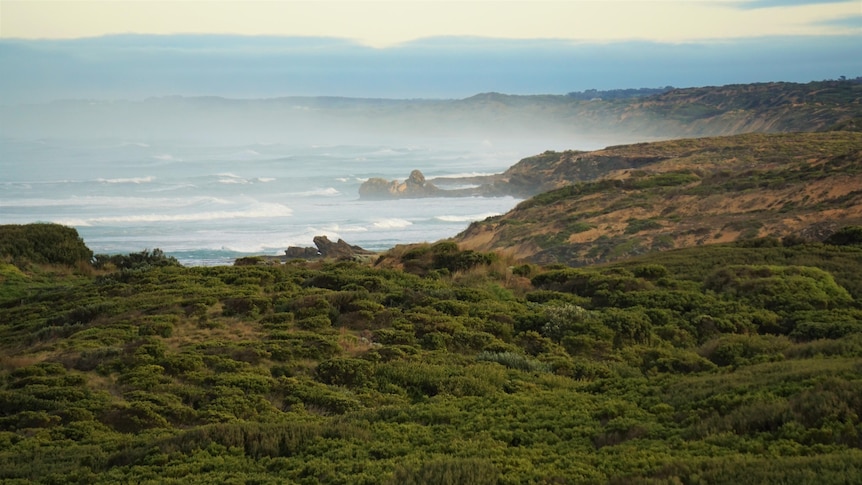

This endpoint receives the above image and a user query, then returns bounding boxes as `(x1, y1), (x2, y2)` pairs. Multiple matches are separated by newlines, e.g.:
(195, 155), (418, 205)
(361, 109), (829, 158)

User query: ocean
(1, 138), (543, 266)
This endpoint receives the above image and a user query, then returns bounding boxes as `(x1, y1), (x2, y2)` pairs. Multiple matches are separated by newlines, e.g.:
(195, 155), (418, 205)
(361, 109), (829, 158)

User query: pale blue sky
(1, 0), (859, 102)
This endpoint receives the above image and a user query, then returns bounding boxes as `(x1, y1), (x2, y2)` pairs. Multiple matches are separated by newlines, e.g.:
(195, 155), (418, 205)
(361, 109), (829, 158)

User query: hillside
(2, 79), (862, 484)
(1, 225), (862, 483)
(455, 132), (862, 265)
(354, 79), (862, 201)
(614, 79), (862, 136)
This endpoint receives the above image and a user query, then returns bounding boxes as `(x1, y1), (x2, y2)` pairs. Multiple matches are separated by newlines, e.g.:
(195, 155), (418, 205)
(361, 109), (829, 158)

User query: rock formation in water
(359, 170), (444, 200)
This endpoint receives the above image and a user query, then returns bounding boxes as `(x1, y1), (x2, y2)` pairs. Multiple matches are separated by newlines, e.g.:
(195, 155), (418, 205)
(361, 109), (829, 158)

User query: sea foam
(373, 218), (412, 229)
(52, 202), (293, 226)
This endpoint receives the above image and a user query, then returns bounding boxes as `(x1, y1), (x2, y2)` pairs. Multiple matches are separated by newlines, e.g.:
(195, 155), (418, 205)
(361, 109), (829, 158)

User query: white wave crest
(51, 218), (92, 227)
(373, 218), (412, 229)
(318, 224), (368, 234)
(52, 202), (292, 226)
(219, 179), (248, 184)
(141, 183), (199, 193)
(293, 187), (340, 197)
(433, 172), (496, 179)
(216, 173), (270, 185)
(1, 195), (231, 209)
(435, 212), (500, 223)
(97, 176), (155, 184)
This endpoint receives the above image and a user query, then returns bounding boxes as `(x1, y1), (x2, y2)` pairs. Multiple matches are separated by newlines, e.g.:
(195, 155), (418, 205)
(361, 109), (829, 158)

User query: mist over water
(0, 90), (626, 266)
(1, 137), (559, 266)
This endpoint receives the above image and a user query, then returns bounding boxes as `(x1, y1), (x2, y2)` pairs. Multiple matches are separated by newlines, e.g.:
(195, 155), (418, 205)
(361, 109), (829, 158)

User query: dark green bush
(93, 249), (180, 270)
(824, 226), (862, 246)
(699, 334), (791, 366)
(476, 351), (549, 372)
(0, 223), (93, 266)
(316, 358), (374, 388)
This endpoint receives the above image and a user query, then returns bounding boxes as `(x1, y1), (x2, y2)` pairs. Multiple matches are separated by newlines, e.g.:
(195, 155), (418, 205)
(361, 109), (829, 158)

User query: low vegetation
(1, 223), (861, 483)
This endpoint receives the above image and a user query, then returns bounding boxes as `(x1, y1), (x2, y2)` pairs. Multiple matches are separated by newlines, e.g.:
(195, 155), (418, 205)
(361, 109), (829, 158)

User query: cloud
(814, 14), (862, 29)
(2, 1), (860, 47)
(735, 0), (857, 9)
(1, 35), (860, 105)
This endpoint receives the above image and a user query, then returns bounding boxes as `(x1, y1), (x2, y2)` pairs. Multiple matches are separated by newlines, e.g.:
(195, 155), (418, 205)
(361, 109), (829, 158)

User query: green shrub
(277, 377), (360, 414)
(387, 457), (499, 485)
(0, 223), (93, 266)
(699, 334), (791, 366)
(476, 351), (549, 372)
(93, 248), (180, 270)
(316, 358), (374, 388)
(598, 307), (653, 347)
(541, 303), (594, 341)
(789, 309), (862, 340)
(624, 218), (663, 234)
(221, 296), (271, 317)
(432, 249), (498, 273)
(296, 315), (332, 330)
(824, 226), (862, 246)
(640, 347), (717, 374)
(705, 265), (853, 316)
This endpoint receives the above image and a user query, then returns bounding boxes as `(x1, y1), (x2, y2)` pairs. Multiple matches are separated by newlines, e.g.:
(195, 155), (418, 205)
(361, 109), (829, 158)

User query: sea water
(1, 138), (533, 266)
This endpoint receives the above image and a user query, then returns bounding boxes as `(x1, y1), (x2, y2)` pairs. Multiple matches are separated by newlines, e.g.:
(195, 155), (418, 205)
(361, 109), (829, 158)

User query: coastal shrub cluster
(0, 224), (861, 483)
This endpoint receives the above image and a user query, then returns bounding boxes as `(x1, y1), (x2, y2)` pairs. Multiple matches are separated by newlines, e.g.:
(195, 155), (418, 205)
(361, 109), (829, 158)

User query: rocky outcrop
(359, 170), (444, 200)
(284, 236), (376, 261)
(284, 246), (321, 259)
(358, 169), (509, 200)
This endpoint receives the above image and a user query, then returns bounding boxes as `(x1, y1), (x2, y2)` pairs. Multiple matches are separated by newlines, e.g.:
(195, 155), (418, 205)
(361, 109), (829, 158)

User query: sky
(2, 0), (860, 47)
(0, 0), (860, 102)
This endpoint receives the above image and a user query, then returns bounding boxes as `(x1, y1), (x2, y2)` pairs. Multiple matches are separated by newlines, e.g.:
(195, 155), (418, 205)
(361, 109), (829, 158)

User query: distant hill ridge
(3, 78), (859, 141)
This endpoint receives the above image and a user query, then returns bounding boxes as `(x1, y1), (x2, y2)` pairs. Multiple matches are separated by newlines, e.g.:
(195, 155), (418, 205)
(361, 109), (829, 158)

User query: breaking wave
(373, 218), (412, 229)
(97, 176), (156, 184)
(51, 202), (293, 226)
(293, 187), (340, 197)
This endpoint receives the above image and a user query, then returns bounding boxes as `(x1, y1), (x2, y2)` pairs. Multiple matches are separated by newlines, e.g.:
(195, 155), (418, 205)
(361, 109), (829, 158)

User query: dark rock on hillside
(283, 246), (321, 259)
(284, 236), (376, 261)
